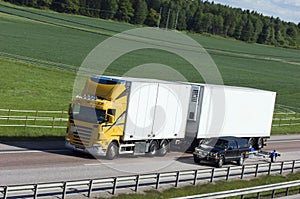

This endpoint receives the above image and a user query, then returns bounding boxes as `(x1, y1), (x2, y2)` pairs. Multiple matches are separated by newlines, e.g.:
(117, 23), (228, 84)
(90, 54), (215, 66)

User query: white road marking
(0, 149), (68, 154)
(84, 163), (114, 166)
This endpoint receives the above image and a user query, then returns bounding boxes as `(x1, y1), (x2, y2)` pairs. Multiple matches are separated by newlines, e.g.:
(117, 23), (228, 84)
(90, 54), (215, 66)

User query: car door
(226, 140), (238, 160)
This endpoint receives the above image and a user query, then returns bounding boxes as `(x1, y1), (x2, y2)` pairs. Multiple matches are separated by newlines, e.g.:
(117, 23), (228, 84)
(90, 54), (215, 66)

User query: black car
(193, 136), (250, 167)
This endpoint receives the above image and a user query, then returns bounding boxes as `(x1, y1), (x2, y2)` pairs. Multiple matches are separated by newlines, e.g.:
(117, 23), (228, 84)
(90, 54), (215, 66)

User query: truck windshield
(72, 105), (106, 123)
(202, 138), (228, 149)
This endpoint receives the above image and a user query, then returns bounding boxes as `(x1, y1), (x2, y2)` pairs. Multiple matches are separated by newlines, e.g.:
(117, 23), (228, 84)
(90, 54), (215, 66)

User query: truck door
(185, 85), (204, 138)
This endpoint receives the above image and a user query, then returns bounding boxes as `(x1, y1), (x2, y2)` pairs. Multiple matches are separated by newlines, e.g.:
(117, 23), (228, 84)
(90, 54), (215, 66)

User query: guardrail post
(33, 184), (38, 199)
(7, 109), (10, 123)
(255, 164), (259, 177)
(112, 177), (117, 195)
(268, 162), (272, 175)
(241, 165), (245, 179)
(210, 168), (215, 183)
(3, 186), (8, 199)
(25, 116), (28, 129)
(271, 189), (276, 198)
(62, 182), (67, 199)
(88, 180), (93, 198)
(226, 167), (230, 181)
(279, 118), (281, 127)
(175, 171), (180, 187)
(34, 110), (38, 125)
(52, 117), (55, 129)
(291, 160), (295, 173)
(193, 170), (198, 185)
(135, 175), (139, 192)
(241, 194), (244, 199)
(156, 174), (160, 189)
(256, 191), (260, 199)
(280, 162), (284, 174)
(285, 187), (289, 196)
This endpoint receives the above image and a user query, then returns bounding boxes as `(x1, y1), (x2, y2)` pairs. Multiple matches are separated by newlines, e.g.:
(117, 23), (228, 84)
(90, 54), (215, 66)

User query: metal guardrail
(0, 109), (299, 129)
(0, 160), (299, 199)
(172, 180), (300, 199)
(0, 109), (68, 129)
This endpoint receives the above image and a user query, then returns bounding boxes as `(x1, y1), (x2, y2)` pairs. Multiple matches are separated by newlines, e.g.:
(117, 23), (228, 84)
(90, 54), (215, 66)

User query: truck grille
(71, 125), (93, 147)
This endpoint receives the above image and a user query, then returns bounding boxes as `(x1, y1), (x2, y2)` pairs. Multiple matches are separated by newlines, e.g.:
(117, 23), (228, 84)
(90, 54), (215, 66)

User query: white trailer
(184, 84), (276, 150)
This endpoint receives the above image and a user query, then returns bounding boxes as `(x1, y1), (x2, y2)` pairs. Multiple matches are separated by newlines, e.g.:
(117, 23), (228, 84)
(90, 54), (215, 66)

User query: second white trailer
(184, 84), (276, 149)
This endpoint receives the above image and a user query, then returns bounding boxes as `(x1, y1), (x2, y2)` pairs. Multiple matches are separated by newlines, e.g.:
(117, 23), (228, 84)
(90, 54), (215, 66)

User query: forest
(4, 0), (300, 48)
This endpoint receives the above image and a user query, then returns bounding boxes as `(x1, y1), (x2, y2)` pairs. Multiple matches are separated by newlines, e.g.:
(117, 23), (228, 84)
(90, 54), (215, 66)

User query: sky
(208, 0), (300, 24)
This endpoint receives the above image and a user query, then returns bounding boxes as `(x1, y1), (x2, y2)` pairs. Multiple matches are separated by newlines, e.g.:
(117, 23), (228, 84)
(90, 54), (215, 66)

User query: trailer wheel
(237, 154), (245, 166)
(106, 142), (119, 160)
(217, 156), (224, 168)
(147, 141), (159, 157)
(158, 140), (169, 156)
(256, 137), (264, 149)
(248, 138), (255, 148)
(193, 154), (201, 164)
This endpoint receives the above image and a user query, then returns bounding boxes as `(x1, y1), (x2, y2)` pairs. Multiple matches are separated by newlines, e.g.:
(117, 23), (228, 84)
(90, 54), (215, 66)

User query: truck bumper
(65, 140), (106, 156)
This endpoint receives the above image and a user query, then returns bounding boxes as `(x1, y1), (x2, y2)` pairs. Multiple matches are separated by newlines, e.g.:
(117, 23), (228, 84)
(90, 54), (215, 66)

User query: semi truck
(65, 76), (276, 159)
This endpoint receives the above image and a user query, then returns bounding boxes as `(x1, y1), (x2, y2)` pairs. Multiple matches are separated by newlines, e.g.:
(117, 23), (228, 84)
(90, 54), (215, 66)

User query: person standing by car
(270, 150), (278, 162)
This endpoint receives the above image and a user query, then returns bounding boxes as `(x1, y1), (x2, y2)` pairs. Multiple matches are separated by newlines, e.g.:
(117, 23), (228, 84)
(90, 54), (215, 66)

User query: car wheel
(106, 142), (119, 160)
(193, 154), (201, 164)
(217, 156), (224, 168)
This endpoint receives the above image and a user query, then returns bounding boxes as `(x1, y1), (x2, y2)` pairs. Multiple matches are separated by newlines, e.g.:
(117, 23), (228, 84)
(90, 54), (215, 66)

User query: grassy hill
(0, 1), (300, 111)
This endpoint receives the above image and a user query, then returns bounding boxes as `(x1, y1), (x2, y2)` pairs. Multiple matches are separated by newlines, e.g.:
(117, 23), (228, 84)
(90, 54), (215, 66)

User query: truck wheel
(193, 154), (201, 164)
(106, 142), (118, 160)
(158, 140), (169, 156)
(248, 138), (255, 148)
(147, 141), (158, 157)
(237, 154), (245, 166)
(217, 156), (224, 168)
(256, 137), (263, 149)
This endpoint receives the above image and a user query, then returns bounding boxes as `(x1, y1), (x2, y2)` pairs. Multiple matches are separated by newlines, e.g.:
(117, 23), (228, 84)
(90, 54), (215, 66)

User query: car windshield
(202, 138), (228, 149)
(72, 105), (106, 123)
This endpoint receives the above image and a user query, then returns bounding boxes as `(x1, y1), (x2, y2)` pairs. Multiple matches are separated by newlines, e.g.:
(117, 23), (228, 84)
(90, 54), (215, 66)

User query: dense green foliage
(4, 0), (300, 47)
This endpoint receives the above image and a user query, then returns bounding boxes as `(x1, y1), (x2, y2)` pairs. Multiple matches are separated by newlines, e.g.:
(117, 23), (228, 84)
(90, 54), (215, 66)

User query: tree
(241, 19), (254, 42)
(131, 0), (148, 24)
(51, 0), (79, 13)
(116, 0), (134, 22)
(100, 0), (118, 19)
(144, 8), (159, 26)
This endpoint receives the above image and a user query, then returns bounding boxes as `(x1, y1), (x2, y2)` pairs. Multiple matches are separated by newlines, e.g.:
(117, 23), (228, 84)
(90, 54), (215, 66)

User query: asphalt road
(0, 135), (300, 186)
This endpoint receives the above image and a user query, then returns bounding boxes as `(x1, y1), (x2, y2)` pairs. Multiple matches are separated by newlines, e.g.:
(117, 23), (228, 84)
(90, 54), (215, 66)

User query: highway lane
(0, 135), (300, 186)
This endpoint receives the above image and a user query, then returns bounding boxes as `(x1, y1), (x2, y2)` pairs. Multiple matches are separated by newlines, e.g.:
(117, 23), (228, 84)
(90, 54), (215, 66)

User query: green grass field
(0, 1), (300, 137)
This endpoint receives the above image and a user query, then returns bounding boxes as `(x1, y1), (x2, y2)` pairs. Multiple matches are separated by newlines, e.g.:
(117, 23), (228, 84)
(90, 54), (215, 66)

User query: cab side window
(228, 141), (236, 149)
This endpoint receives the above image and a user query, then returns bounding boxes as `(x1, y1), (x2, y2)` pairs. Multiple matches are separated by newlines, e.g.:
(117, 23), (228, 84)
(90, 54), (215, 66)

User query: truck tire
(217, 156), (224, 168)
(256, 137), (263, 149)
(106, 142), (118, 160)
(158, 140), (169, 156)
(193, 154), (201, 164)
(147, 141), (159, 157)
(237, 154), (245, 166)
(248, 138), (255, 148)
